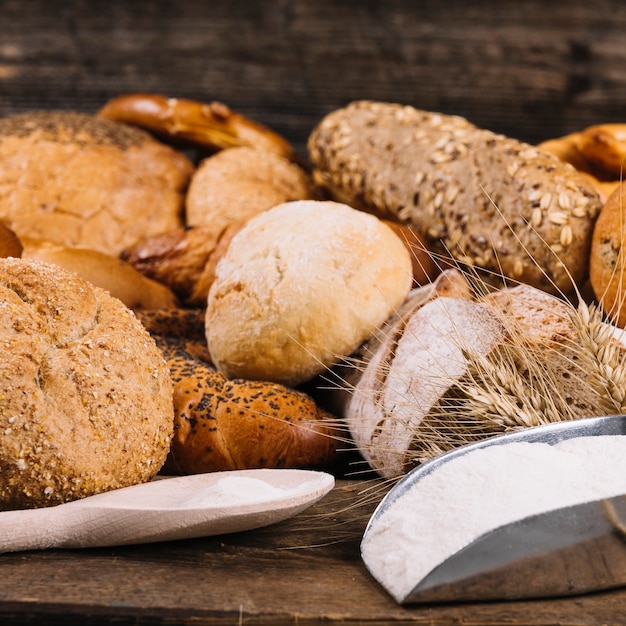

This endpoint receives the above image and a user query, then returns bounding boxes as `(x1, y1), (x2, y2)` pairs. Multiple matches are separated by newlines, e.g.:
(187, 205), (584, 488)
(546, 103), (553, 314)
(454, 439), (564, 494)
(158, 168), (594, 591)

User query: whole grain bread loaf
(308, 100), (604, 295)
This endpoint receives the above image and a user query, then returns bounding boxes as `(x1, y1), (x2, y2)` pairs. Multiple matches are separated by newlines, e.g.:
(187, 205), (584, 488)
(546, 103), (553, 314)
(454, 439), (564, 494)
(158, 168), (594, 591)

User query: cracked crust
(0, 110), (193, 256)
(0, 258), (174, 510)
(205, 200), (414, 386)
(308, 100), (603, 295)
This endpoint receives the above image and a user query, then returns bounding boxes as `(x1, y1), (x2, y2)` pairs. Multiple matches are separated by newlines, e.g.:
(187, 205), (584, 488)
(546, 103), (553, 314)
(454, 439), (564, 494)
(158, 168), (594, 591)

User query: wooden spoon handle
(0, 505), (80, 553)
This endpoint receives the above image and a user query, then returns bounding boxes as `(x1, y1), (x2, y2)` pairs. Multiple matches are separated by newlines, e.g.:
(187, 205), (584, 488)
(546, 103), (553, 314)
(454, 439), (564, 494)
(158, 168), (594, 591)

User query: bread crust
(205, 200), (414, 386)
(152, 335), (340, 474)
(0, 110), (193, 256)
(308, 101), (603, 295)
(589, 183), (626, 327)
(0, 258), (174, 510)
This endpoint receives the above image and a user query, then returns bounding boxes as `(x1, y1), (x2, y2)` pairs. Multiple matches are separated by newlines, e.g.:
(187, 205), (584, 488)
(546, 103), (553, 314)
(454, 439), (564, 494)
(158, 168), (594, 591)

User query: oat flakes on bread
(308, 100), (603, 295)
(153, 335), (340, 475)
(0, 110), (193, 256)
(0, 258), (174, 510)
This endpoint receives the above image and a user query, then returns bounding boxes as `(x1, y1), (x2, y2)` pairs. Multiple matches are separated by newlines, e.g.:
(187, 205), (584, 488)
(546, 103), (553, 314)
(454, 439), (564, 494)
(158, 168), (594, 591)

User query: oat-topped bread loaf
(0, 110), (193, 256)
(0, 258), (174, 510)
(308, 100), (604, 295)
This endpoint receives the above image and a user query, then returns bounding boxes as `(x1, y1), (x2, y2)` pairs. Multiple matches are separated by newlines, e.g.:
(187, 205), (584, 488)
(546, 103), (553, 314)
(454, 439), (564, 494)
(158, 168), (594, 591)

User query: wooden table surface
(0, 478), (624, 626)
(3, 2), (626, 624)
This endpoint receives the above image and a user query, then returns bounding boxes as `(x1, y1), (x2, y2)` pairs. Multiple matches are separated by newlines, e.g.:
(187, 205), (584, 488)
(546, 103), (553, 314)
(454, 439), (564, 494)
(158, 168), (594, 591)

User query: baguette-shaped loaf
(308, 101), (603, 295)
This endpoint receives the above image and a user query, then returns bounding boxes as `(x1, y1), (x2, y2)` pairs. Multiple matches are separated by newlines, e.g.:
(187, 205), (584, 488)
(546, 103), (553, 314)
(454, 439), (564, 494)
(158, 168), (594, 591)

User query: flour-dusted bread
(308, 100), (603, 295)
(0, 258), (174, 510)
(206, 200), (414, 387)
(0, 110), (193, 256)
(347, 275), (626, 479)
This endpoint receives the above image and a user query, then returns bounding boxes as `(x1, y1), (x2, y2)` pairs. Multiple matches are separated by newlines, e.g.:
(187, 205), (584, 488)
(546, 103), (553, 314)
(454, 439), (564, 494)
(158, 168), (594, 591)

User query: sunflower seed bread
(308, 100), (604, 295)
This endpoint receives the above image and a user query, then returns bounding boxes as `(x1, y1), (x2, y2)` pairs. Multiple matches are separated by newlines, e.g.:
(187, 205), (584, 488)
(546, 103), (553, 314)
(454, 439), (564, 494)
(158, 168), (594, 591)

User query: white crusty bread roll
(205, 200), (414, 387)
(0, 110), (193, 256)
(0, 258), (174, 510)
(21, 240), (180, 311)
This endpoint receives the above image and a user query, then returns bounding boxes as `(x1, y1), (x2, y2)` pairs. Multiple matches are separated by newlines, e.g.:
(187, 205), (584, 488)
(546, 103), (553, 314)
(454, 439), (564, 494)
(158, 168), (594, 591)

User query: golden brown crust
(134, 307), (207, 340)
(153, 336), (340, 474)
(577, 124), (626, 179)
(0, 222), (23, 258)
(185, 145), (319, 229)
(589, 183), (626, 327)
(98, 93), (298, 161)
(0, 110), (193, 256)
(22, 240), (180, 311)
(0, 258), (174, 510)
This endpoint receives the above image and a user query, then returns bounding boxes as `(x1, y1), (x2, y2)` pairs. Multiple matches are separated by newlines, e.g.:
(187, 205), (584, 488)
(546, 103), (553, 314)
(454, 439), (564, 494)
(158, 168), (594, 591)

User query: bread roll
(205, 200), (414, 386)
(155, 336), (340, 474)
(0, 111), (193, 256)
(185, 145), (318, 230)
(22, 240), (180, 311)
(0, 258), (174, 510)
(308, 101), (603, 295)
(589, 183), (626, 327)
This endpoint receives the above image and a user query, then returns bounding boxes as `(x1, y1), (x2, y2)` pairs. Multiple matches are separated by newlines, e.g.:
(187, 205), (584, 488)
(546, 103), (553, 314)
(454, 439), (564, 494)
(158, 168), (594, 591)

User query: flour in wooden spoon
(361, 435), (626, 603)
(181, 475), (305, 508)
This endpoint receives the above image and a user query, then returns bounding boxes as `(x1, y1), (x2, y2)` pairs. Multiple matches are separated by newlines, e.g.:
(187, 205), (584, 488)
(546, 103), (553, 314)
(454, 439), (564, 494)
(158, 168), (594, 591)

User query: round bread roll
(0, 110), (193, 256)
(590, 183), (626, 327)
(0, 257), (174, 510)
(205, 200), (414, 386)
(185, 145), (318, 231)
(22, 240), (180, 311)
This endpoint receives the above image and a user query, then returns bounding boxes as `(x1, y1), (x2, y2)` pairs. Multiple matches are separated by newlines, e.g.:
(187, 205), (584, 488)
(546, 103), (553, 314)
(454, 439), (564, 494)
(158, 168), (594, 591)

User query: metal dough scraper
(361, 414), (626, 604)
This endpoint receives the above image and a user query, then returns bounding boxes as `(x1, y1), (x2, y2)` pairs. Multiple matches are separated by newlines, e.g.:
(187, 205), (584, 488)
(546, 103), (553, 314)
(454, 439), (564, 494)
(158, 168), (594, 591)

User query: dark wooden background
(2, 0), (626, 157)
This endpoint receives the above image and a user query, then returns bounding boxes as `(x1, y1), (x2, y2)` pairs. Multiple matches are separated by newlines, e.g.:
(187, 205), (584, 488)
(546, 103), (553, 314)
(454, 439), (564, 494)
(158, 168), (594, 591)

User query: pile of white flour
(361, 435), (626, 603)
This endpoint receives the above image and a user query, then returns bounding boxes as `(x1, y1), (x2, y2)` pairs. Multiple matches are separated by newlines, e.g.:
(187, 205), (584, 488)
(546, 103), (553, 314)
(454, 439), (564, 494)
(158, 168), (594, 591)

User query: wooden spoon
(0, 469), (335, 553)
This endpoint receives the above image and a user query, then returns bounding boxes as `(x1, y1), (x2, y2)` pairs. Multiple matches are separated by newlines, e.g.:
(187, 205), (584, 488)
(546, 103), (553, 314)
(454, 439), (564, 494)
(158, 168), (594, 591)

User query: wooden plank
(1, 479), (626, 624)
(2, 0), (626, 157)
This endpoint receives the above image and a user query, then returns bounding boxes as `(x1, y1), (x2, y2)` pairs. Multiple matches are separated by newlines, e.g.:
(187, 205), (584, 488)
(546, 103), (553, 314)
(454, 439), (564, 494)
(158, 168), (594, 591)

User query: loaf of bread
(0, 110), (193, 256)
(0, 258), (174, 510)
(308, 101), (604, 295)
(589, 183), (626, 327)
(150, 335), (340, 474)
(98, 93), (299, 162)
(205, 199), (414, 386)
(22, 240), (180, 311)
(345, 268), (625, 479)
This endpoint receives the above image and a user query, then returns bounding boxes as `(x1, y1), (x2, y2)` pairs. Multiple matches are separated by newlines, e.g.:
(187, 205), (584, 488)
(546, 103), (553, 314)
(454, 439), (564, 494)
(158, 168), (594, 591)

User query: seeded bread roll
(154, 336), (340, 474)
(0, 258), (174, 510)
(206, 200), (414, 386)
(0, 111), (193, 256)
(308, 100), (603, 295)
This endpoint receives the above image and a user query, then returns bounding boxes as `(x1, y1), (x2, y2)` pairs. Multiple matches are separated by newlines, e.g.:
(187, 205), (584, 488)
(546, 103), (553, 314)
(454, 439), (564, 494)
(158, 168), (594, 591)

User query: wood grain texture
(2, 0), (626, 157)
(0, 480), (626, 625)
